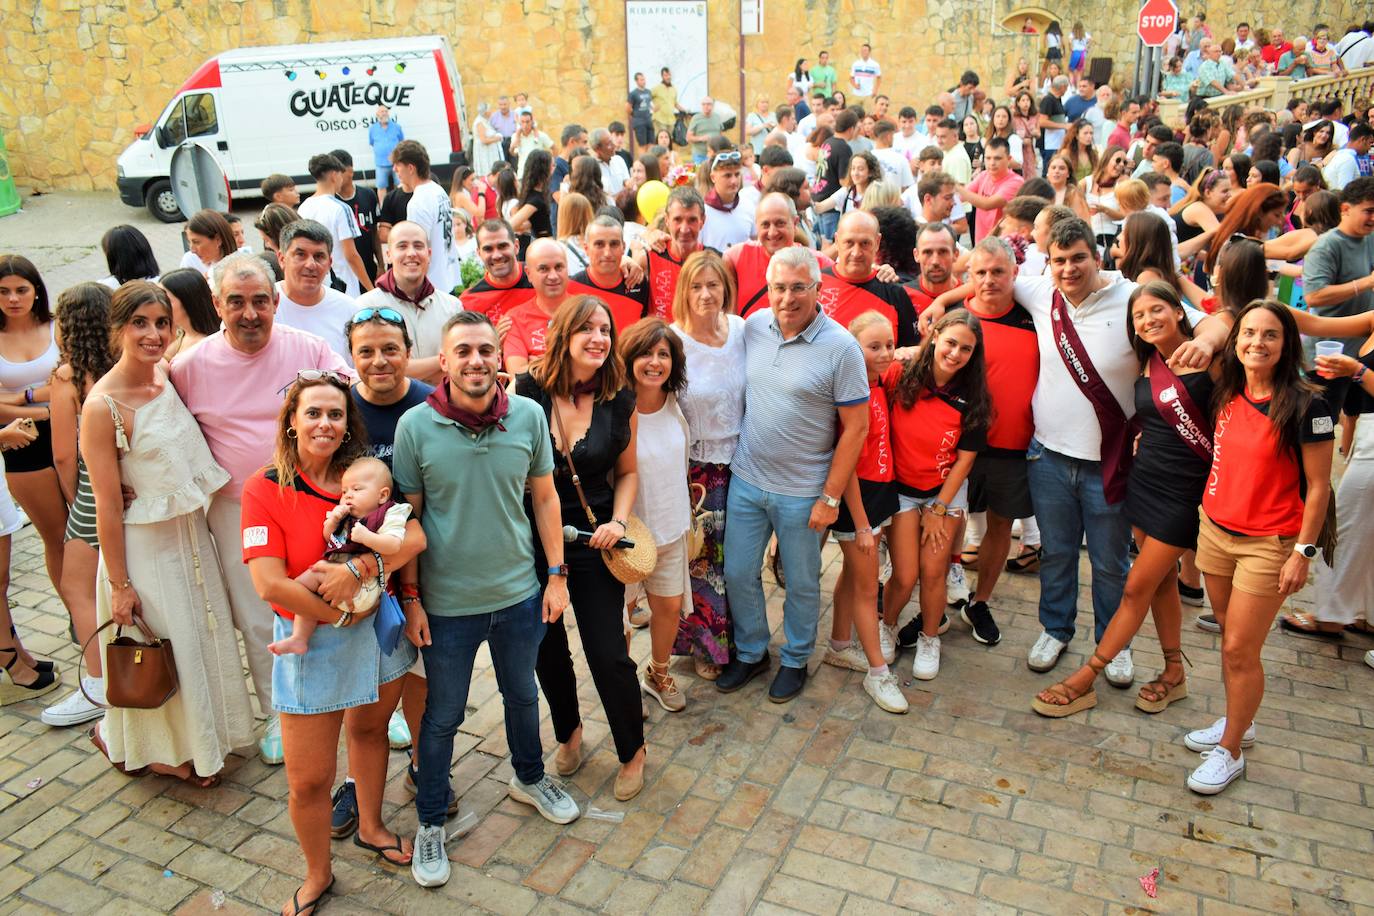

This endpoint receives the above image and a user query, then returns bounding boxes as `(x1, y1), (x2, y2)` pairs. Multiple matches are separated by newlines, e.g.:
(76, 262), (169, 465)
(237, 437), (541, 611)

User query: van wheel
(145, 179), (184, 223)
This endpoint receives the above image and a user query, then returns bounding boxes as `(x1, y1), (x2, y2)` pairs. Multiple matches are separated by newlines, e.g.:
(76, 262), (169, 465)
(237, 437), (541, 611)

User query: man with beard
(567, 216), (649, 333)
(462, 220), (534, 324)
(502, 239), (570, 374)
(396, 311), (579, 888)
(904, 221), (961, 311)
(633, 186), (710, 321)
(817, 211), (919, 347)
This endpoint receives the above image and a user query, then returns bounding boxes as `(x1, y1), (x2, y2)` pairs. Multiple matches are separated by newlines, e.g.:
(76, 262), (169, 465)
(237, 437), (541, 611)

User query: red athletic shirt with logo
(240, 469), (340, 621)
(502, 300), (556, 365)
(818, 267), (919, 347)
(968, 298), (1039, 454)
(645, 247), (697, 321)
(840, 378), (896, 483)
(902, 278), (950, 314)
(568, 270), (650, 335)
(884, 363), (986, 496)
(725, 241), (835, 319)
(462, 266), (534, 324)
(1203, 391), (1333, 537)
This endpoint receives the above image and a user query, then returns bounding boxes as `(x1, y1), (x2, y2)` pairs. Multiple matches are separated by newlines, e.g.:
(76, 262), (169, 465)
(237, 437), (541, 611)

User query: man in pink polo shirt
(169, 253), (350, 765)
(957, 138), (1024, 242)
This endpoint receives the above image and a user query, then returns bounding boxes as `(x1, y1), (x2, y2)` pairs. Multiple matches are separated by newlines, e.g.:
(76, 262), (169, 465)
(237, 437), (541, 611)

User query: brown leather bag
(79, 615), (179, 709)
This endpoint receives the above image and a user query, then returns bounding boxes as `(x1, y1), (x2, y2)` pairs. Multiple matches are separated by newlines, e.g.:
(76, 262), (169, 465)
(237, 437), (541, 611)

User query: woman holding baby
(83, 280), (254, 782)
(240, 369), (426, 916)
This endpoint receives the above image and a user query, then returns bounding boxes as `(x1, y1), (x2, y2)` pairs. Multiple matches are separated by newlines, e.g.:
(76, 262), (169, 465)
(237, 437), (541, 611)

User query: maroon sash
(1148, 352), (1213, 462)
(1049, 290), (1133, 504)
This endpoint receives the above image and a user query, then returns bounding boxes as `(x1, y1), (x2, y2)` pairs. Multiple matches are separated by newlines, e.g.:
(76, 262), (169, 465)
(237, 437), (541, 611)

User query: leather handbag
(549, 397), (657, 585)
(79, 615), (179, 709)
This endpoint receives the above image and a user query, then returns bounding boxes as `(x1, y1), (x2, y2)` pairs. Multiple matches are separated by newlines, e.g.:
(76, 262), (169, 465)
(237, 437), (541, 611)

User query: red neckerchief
(705, 189), (739, 212)
(571, 377), (600, 407)
(375, 270), (435, 306)
(426, 379), (509, 432)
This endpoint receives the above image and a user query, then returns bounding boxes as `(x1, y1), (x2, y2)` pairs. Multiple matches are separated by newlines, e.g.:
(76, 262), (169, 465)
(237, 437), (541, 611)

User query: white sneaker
(411, 824), (450, 887)
(1366, 650), (1374, 671)
(945, 564), (970, 608)
(911, 634), (941, 681)
(863, 671), (909, 714)
(1104, 648), (1134, 687)
(1027, 631), (1067, 672)
(258, 716), (284, 765)
(878, 539), (893, 584)
(1187, 746), (1245, 795)
(823, 643), (869, 672)
(508, 775), (581, 824)
(41, 678), (105, 726)
(878, 623), (897, 665)
(1183, 716), (1256, 752)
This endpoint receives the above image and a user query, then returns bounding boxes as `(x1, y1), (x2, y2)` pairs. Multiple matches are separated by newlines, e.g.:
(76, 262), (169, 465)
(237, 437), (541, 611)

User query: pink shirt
(966, 170), (1025, 242)
(169, 325), (351, 499)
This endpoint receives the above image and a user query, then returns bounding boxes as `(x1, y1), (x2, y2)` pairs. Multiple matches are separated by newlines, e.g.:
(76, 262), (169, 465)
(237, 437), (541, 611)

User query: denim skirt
(271, 613), (417, 715)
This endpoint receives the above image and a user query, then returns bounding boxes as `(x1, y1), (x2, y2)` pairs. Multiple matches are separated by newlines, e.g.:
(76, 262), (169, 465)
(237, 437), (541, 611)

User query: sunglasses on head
(278, 368), (351, 396)
(347, 306), (406, 328)
(711, 150), (743, 169)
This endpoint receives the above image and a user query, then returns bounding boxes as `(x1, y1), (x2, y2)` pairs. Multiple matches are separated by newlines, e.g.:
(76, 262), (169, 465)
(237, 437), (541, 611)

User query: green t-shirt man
(812, 62), (838, 97)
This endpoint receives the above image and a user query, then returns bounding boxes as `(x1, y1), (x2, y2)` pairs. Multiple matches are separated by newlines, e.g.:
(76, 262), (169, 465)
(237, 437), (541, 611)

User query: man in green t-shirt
(687, 97), (725, 164)
(811, 49), (837, 97)
(393, 311), (579, 888)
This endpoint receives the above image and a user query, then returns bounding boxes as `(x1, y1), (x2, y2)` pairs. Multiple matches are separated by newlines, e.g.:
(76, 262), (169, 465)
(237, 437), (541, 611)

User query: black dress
(516, 375), (644, 763)
(1125, 369), (1215, 549)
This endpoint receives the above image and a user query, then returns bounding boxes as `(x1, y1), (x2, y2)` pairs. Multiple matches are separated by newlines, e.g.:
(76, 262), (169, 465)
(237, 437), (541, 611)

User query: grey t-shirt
(688, 112), (725, 156)
(731, 308), (869, 498)
(1303, 229), (1374, 356)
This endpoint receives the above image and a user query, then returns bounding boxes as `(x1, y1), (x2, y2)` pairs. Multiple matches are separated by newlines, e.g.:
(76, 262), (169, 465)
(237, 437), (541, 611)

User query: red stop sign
(1137, 0), (1178, 46)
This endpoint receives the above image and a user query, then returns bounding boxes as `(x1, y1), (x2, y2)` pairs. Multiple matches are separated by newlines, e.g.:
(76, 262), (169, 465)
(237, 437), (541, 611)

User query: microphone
(562, 524), (636, 550)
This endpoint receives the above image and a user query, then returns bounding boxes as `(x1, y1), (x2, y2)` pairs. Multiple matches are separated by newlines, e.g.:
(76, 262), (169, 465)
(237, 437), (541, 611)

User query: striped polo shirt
(731, 307), (869, 498)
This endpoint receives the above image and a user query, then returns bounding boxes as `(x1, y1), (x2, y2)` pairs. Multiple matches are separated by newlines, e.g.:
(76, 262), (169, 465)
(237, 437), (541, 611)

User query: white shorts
(897, 480), (969, 515)
(643, 532), (691, 599)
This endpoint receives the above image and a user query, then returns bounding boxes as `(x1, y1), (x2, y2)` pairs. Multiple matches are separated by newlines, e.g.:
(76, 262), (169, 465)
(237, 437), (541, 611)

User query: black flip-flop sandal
(287, 875), (334, 915)
(353, 831), (411, 865)
(1006, 545), (1041, 574)
(1280, 613), (1345, 641)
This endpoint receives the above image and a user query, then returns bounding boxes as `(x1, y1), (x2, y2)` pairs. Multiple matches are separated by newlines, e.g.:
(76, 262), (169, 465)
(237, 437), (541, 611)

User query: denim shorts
(271, 613), (416, 715)
(375, 163), (396, 189)
(897, 480), (969, 515)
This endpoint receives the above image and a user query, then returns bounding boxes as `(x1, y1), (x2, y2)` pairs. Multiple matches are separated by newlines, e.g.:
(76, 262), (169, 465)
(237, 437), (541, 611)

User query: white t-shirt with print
(406, 180), (460, 295)
(850, 58), (882, 96)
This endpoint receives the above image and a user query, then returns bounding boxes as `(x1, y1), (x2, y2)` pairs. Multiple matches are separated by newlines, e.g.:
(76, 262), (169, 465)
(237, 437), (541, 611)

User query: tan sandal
(641, 659), (686, 713)
(1135, 648), (1190, 714)
(693, 656), (721, 681)
(1031, 652), (1107, 718)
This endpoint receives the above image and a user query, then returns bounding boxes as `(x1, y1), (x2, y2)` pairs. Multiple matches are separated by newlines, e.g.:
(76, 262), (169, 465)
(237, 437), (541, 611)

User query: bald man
(502, 238), (569, 374)
(817, 211), (919, 347)
(724, 192), (837, 319)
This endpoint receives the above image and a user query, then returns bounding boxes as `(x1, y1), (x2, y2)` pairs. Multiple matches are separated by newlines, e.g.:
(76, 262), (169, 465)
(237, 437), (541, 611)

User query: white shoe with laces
(912, 634), (941, 680)
(863, 671), (909, 714)
(411, 824), (449, 887)
(1187, 745), (1245, 794)
(1027, 631), (1067, 672)
(945, 564), (970, 608)
(41, 677), (105, 726)
(1183, 716), (1256, 752)
(878, 623), (897, 665)
(823, 643), (870, 672)
(1104, 648), (1135, 687)
(508, 775), (581, 824)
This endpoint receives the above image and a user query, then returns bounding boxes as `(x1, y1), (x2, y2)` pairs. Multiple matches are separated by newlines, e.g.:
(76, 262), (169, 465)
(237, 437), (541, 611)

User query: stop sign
(1137, 0), (1178, 46)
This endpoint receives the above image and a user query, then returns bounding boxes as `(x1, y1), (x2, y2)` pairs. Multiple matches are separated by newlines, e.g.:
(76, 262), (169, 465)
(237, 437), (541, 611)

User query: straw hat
(601, 514), (658, 584)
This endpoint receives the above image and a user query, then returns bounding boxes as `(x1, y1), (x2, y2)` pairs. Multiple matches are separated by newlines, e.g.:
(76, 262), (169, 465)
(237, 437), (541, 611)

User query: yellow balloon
(636, 180), (670, 223)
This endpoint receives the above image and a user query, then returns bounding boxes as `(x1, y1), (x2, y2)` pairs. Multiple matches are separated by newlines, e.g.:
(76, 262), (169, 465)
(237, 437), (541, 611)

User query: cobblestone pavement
(3, 193), (1373, 914)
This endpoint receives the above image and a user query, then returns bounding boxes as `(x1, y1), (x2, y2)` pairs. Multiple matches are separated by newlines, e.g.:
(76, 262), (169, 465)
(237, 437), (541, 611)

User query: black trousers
(534, 540), (644, 763)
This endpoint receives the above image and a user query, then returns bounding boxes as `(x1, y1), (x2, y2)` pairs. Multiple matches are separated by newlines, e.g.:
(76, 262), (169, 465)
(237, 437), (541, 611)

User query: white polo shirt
(1015, 272), (1205, 461)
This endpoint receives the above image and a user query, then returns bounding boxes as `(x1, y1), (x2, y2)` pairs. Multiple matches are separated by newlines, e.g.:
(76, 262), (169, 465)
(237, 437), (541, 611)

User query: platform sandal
(1031, 651), (1108, 718)
(1135, 648), (1189, 714)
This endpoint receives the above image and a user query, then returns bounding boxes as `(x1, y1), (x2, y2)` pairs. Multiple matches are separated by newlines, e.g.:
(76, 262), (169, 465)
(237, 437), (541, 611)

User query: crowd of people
(2, 18), (1373, 914)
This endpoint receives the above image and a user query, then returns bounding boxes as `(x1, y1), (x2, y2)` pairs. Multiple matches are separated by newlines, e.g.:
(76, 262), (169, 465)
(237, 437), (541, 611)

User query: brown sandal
(959, 545), (980, 566)
(693, 656), (721, 681)
(1032, 652), (1107, 718)
(1135, 648), (1190, 714)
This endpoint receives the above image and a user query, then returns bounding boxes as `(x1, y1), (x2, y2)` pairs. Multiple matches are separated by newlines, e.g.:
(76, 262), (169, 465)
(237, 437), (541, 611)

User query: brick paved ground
(2, 193), (1373, 914)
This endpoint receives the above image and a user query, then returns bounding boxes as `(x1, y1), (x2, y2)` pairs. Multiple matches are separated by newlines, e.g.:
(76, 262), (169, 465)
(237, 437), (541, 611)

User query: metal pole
(739, 2), (747, 148)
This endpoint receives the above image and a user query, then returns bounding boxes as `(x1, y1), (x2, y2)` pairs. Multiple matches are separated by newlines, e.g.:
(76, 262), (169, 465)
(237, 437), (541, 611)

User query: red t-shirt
(463, 266), (534, 324)
(568, 270), (650, 335)
(725, 241), (836, 320)
(818, 267), (919, 347)
(1203, 391), (1333, 537)
(903, 278), (949, 313)
(1260, 42), (1291, 66)
(646, 248), (693, 322)
(501, 299), (556, 364)
(240, 469), (340, 621)
(969, 299), (1039, 453)
(852, 379), (895, 483)
(884, 363), (986, 496)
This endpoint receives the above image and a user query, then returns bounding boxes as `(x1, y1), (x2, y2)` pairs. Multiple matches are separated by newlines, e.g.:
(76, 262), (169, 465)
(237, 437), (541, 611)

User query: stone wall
(1, 0), (1364, 191)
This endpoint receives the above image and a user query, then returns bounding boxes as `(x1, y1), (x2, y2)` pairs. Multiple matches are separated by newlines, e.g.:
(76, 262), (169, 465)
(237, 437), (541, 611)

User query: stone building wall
(1, 0), (1363, 191)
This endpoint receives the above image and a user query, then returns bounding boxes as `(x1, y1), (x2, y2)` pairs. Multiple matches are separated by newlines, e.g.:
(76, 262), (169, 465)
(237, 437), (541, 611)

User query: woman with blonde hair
(555, 192), (595, 272)
(669, 251), (744, 678)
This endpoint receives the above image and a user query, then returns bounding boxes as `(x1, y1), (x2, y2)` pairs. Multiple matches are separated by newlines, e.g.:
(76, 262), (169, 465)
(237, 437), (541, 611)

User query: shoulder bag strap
(549, 396), (600, 528)
(77, 614), (161, 709)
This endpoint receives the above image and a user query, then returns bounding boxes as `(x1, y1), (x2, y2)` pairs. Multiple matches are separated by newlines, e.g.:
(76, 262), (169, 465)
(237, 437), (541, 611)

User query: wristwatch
(1294, 543), (1318, 559)
(547, 564), (570, 577)
(820, 493), (841, 509)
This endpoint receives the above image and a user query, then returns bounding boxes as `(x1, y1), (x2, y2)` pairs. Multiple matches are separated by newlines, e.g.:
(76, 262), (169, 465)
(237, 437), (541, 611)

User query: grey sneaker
(509, 775), (580, 824)
(411, 824), (449, 887)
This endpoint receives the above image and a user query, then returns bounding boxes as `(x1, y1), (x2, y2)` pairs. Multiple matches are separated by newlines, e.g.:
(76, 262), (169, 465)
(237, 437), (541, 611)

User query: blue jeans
(1026, 440), (1130, 644)
(723, 475), (825, 668)
(416, 593), (545, 826)
(814, 210), (840, 242)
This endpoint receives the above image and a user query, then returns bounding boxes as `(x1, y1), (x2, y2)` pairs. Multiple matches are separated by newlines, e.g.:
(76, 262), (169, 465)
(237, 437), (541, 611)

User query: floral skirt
(673, 461), (732, 664)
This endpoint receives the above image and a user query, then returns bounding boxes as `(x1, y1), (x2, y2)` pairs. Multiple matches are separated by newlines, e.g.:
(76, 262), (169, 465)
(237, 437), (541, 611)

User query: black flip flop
(288, 875), (334, 916)
(1279, 614), (1345, 641)
(353, 831), (411, 865)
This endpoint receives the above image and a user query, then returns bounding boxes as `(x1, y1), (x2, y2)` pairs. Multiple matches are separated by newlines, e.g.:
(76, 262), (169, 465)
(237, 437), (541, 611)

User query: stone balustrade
(1158, 67), (1374, 127)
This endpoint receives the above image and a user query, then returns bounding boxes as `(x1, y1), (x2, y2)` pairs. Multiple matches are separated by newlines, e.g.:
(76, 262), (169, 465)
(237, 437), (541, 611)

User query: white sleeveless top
(0, 323), (58, 400)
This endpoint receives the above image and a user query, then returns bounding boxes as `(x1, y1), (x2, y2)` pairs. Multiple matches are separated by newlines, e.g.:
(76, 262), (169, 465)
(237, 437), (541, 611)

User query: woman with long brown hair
(517, 295), (647, 800)
(1063, 119), (1098, 183)
(1204, 183), (1287, 272)
(568, 154), (609, 213)
(1045, 153), (1091, 220)
(1117, 212), (1207, 306)
(1080, 145), (1128, 264)
(180, 209), (240, 276)
(84, 281), (253, 785)
(1011, 91), (1040, 175)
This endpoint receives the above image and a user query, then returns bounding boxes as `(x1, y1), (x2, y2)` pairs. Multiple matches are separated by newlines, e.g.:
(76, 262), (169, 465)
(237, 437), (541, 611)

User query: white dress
(1315, 417), (1374, 624)
(671, 315), (747, 464)
(471, 115), (505, 176)
(96, 383), (254, 776)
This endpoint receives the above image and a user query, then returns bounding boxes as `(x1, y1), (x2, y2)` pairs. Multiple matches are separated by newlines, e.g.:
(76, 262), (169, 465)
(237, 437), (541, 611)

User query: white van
(116, 36), (468, 222)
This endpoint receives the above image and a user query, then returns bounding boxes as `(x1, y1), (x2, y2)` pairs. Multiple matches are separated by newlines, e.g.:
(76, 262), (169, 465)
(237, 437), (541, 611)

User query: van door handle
(217, 141), (229, 151)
